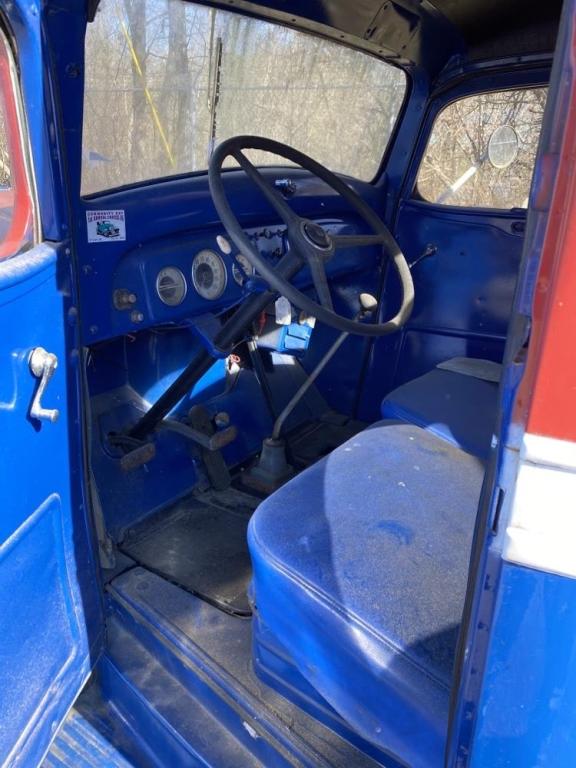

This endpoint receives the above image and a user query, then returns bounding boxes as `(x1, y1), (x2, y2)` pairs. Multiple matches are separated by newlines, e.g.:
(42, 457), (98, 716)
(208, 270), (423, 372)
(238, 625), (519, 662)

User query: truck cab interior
(0, 0), (569, 766)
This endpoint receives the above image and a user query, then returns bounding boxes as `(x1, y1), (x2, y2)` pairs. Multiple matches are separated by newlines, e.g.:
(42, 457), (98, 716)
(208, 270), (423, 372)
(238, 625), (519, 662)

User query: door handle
(29, 347), (60, 423)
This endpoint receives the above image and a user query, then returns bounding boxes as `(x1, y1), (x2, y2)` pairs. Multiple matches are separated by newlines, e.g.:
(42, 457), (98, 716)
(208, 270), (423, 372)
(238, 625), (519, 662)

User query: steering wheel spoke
(332, 233), (387, 249)
(307, 252), (334, 310)
(232, 149), (298, 224)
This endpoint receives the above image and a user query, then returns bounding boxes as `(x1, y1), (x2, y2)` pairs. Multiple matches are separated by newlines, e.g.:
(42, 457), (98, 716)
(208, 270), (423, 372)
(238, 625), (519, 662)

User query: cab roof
(186, 0), (562, 78)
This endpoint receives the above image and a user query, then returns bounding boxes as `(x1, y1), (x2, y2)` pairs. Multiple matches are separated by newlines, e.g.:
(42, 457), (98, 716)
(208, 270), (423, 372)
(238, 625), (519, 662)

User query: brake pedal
(120, 441), (156, 471)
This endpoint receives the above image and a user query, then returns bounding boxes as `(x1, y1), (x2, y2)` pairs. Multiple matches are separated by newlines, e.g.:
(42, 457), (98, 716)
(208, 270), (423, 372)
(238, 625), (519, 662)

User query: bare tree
(82, 0), (543, 206)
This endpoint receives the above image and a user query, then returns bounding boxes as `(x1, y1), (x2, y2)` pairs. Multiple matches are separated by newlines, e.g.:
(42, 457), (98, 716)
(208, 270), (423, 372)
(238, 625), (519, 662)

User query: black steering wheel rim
(208, 135), (414, 336)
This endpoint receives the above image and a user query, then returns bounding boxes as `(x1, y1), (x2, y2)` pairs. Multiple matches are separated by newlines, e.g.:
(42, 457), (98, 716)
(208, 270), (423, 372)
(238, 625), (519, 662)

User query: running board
(42, 689), (145, 768)
(104, 568), (381, 768)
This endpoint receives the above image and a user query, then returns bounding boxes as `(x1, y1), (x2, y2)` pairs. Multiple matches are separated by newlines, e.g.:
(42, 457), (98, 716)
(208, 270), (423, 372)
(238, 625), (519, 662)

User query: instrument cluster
(107, 226), (286, 340)
(151, 227), (286, 308)
(103, 219), (362, 343)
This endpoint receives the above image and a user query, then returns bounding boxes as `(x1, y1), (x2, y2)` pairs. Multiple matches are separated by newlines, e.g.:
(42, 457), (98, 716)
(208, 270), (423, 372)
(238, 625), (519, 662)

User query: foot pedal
(120, 441), (156, 471)
(108, 432), (156, 472)
(187, 405), (231, 491)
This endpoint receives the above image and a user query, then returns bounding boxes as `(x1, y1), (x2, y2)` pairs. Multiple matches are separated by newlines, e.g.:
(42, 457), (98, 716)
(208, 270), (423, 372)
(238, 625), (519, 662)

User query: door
(0, 19), (101, 768)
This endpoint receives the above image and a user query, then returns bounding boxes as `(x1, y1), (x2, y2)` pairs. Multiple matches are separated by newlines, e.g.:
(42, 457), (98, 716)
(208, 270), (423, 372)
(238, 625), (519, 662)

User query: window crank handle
(29, 347), (60, 423)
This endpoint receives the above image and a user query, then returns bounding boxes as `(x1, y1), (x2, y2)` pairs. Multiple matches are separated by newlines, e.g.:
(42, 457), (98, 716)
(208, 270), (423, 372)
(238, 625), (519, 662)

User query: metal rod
(247, 338), (278, 422)
(272, 330), (349, 440)
(128, 350), (214, 441)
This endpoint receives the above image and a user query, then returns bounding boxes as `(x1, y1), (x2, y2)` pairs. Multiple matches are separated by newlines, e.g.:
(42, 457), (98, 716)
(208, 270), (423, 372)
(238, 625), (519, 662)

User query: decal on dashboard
(86, 210), (126, 243)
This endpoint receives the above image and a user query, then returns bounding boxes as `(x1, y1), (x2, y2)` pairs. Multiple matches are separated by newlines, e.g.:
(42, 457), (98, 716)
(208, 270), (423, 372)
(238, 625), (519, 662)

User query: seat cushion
(381, 366), (499, 459)
(248, 422), (485, 768)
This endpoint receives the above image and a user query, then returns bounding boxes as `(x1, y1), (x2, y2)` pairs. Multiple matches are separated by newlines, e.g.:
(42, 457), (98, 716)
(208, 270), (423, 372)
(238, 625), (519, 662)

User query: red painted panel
(0, 33), (33, 260)
(516, 24), (576, 443)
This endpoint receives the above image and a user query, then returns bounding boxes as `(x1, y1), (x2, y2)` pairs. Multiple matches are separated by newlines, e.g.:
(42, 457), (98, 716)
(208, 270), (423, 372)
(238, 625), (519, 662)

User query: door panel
(0, 16), (102, 762)
(0, 245), (101, 768)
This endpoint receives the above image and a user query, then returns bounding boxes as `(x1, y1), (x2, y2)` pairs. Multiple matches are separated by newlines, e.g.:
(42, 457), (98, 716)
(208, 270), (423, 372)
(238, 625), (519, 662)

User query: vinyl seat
(381, 360), (501, 459)
(248, 421), (485, 767)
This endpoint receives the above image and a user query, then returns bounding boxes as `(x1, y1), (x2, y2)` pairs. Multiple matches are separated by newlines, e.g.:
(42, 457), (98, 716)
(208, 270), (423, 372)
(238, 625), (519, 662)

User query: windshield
(82, 0), (406, 195)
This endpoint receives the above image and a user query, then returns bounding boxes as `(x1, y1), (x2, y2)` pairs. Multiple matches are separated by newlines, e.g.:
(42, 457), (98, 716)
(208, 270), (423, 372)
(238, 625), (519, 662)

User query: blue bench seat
(381, 361), (500, 459)
(248, 421), (485, 767)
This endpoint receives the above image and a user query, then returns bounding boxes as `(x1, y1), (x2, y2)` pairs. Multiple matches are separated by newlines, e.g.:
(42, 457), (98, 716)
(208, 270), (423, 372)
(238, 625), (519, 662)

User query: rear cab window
(416, 87), (548, 209)
(82, 0), (406, 194)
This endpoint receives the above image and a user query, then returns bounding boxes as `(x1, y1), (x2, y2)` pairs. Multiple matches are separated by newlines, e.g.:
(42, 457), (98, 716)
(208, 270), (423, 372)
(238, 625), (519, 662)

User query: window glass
(82, 0), (406, 194)
(0, 33), (35, 259)
(416, 88), (548, 209)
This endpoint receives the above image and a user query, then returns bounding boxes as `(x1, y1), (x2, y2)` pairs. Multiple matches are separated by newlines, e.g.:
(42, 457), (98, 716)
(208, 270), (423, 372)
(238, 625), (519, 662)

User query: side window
(0, 31), (35, 260)
(416, 87), (547, 209)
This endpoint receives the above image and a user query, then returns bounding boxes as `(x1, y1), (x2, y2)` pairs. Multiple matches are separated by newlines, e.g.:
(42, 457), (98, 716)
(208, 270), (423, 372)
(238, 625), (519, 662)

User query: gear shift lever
(243, 294), (378, 493)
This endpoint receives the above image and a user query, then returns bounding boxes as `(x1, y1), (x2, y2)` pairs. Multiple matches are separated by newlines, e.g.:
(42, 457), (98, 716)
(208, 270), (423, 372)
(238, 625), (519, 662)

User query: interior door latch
(29, 347), (60, 423)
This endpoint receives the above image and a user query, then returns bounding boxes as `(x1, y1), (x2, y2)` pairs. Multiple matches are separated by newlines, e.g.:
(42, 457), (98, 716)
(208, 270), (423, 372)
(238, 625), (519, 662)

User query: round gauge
(232, 254), (255, 285)
(191, 249), (227, 300)
(155, 266), (187, 306)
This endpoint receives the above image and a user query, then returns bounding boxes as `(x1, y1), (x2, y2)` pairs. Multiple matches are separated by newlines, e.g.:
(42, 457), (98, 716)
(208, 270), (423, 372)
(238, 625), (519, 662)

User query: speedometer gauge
(191, 249), (227, 300)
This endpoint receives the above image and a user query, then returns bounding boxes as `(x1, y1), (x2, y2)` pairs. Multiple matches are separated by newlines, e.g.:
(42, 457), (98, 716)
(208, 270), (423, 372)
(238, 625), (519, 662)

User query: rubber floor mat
(120, 490), (258, 616)
(288, 412), (367, 468)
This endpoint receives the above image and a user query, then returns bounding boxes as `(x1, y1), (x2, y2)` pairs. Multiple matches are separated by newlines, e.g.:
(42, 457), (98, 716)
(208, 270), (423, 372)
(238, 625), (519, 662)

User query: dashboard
(80, 218), (378, 344)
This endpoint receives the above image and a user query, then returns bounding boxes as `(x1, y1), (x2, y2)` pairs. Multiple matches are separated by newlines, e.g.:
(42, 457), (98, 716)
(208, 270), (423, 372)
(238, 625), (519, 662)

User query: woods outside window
(82, 0), (406, 195)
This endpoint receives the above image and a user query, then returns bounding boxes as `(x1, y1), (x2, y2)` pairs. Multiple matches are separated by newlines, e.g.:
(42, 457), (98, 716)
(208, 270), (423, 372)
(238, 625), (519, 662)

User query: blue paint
(469, 565), (576, 768)
(104, 569), (332, 767)
(445, 11), (572, 765)
(43, 701), (138, 767)
(249, 421), (485, 768)
(0, 243), (102, 767)
(2, 0), (565, 765)
(0, 3), (104, 764)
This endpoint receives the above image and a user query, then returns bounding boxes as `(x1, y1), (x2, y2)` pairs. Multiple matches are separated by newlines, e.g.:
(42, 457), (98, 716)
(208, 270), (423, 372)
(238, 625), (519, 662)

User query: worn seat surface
(381, 362), (500, 459)
(248, 421), (485, 767)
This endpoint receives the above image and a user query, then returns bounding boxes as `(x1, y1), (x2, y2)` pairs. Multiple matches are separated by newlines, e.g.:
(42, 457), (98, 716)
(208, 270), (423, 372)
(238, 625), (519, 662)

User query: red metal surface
(516, 23), (576, 443)
(0, 34), (33, 260)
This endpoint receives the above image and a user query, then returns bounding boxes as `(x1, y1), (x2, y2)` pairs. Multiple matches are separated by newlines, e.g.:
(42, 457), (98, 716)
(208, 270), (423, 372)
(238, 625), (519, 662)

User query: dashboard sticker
(86, 209), (126, 243)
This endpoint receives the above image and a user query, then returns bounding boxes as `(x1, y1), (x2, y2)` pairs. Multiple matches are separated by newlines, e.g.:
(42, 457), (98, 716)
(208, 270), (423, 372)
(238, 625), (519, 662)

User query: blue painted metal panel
(104, 567), (386, 767)
(43, 707), (137, 767)
(469, 564), (576, 768)
(0, 246), (101, 767)
(0, 1), (103, 763)
(103, 594), (299, 767)
(445, 10), (574, 766)
(83, 215), (375, 345)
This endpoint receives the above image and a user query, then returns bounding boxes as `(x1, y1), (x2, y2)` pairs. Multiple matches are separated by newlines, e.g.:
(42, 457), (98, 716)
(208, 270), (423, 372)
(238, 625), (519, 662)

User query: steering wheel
(209, 135), (414, 336)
